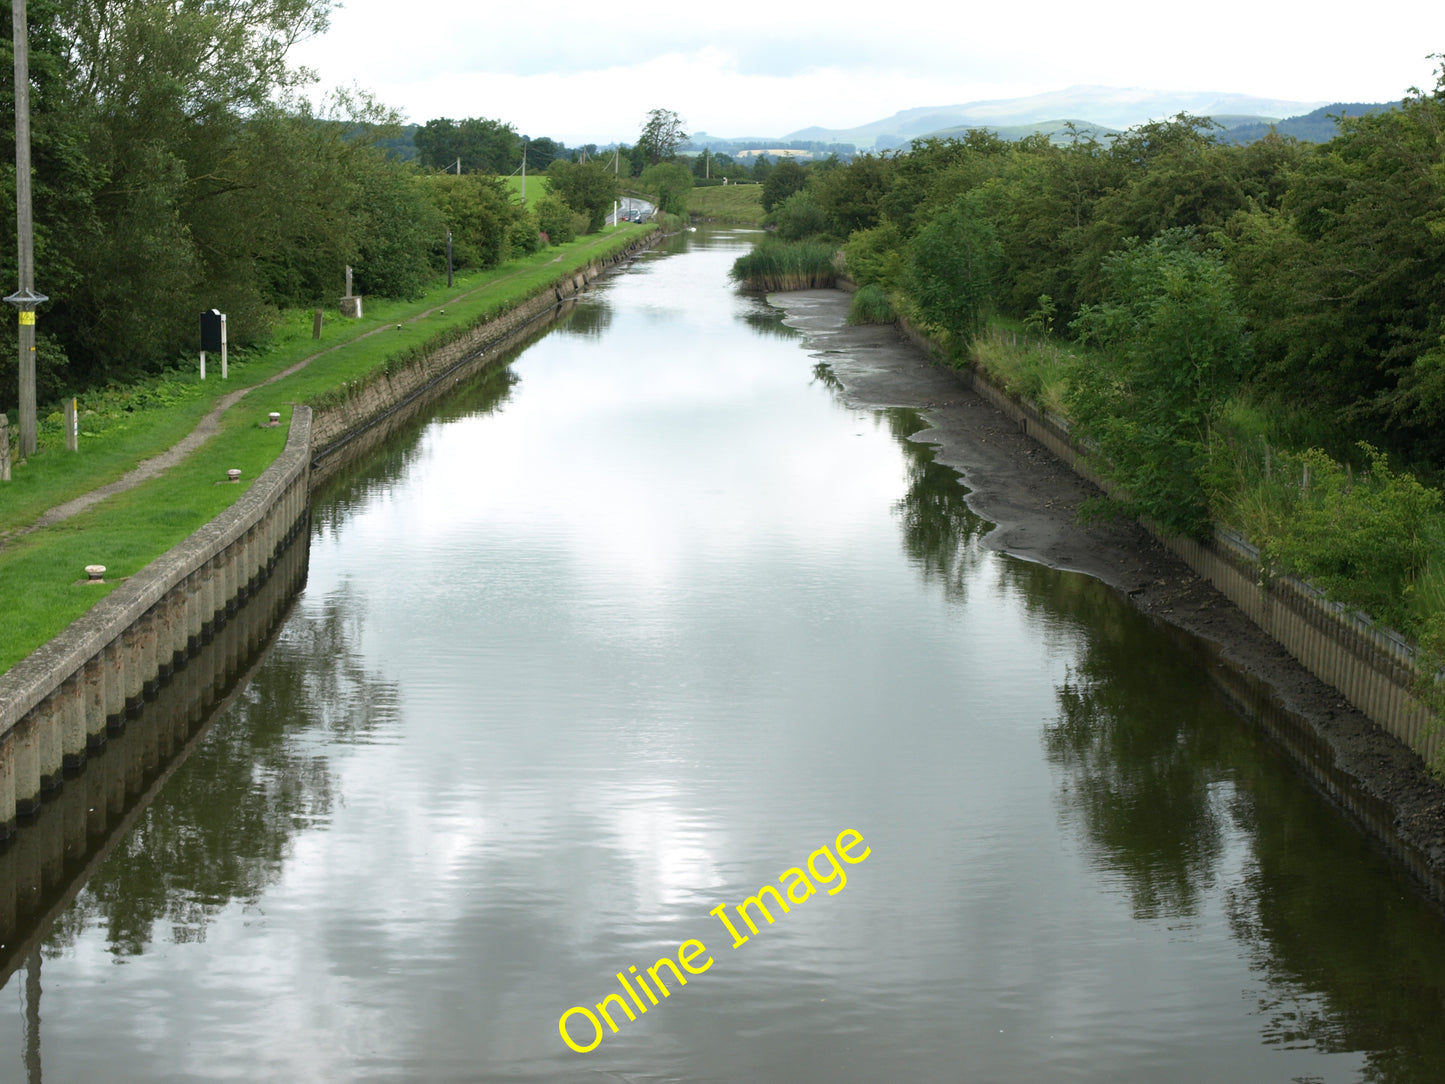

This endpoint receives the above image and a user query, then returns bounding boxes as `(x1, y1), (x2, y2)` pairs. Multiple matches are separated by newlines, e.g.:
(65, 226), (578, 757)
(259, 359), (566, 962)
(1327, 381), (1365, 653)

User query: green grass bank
(687, 184), (765, 224)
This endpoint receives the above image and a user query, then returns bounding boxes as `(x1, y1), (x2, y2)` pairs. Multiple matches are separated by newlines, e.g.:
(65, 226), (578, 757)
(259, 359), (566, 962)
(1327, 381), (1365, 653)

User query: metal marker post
(200, 309), (224, 380)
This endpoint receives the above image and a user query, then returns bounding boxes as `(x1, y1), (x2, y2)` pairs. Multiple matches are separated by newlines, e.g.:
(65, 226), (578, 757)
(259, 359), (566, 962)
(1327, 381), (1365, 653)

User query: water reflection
(740, 301), (803, 340)
(810, 360), (843, 392)
(553, 295), (614, 340)
(7, 227), (1445, 1083)
(1033, 562), (1445, 1080)
(314, 362), (517, 537)
(883, 407), (992, 603)
(43, 590), (397, 958)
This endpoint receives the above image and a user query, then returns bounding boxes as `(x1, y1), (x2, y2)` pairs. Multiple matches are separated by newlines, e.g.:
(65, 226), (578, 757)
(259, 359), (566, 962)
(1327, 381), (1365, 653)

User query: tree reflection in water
(46, 591), (400, 957)
(883, 407), (991, 604)
(554, 296), (613, 340)
(1033, 566), (1445, 1082)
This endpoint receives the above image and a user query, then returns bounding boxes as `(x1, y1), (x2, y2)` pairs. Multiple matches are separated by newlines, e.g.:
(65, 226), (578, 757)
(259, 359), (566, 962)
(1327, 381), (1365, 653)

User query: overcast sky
(290, 1), (1445, 145)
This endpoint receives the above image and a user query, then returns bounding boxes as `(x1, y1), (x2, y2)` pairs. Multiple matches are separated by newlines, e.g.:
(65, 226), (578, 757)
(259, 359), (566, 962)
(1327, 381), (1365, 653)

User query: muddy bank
(771, 288), (1445, 895)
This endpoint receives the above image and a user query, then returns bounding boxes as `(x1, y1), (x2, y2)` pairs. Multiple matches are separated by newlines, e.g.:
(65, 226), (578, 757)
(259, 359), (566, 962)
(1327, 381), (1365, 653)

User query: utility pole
(520, 140), (527, 205)
(6, 0), (46, 460)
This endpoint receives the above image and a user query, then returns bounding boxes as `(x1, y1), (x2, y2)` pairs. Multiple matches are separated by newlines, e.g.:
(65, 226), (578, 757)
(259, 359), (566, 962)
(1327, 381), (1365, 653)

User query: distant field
(688, 184), (765, 223)
(503, 174), (550, 202)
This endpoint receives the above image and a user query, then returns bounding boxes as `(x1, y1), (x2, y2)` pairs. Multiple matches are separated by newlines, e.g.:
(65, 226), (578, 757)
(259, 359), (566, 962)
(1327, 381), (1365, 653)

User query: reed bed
(730, 240), (838, 291)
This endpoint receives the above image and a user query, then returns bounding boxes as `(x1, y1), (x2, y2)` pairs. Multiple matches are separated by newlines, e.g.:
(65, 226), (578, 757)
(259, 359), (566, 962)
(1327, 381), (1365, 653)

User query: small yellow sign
(18, 311), (34, 325)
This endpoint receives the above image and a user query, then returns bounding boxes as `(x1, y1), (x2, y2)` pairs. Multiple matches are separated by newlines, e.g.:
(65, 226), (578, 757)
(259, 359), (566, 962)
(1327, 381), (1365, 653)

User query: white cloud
(291, 0), (1444, 142)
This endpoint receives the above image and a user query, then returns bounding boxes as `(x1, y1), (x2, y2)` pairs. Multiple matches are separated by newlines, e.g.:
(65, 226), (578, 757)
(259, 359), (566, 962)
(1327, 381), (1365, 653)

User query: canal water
(4, 229), (1445, 1082)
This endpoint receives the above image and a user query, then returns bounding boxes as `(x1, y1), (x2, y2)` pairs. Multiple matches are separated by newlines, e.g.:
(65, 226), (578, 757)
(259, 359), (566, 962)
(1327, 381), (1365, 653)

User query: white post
(220, 313), (227, 380)
(199, 350), (206, 380)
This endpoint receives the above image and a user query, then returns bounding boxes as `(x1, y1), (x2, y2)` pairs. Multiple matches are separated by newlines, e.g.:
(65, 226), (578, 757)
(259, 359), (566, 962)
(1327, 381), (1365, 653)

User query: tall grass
(968, 324), (1072, 416)
(846, 284), (896, 325)
(730, 240), (838, 291)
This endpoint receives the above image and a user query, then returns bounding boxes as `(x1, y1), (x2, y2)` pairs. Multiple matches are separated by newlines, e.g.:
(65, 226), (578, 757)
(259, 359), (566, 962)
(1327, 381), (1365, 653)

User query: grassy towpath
(0, 225), (652, 672)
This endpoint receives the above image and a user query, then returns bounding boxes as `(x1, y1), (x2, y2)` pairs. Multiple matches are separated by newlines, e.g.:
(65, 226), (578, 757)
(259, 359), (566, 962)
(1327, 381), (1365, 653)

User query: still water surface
(5, 230), (1445, 1082)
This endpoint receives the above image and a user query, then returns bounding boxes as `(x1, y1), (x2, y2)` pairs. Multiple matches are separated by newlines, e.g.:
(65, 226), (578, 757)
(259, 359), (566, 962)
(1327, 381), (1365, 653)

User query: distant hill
(785, 86), (1330, 149)
(896, 100), (1401, 151)
(1220, 102), (1400, 144)
(668, 89), (1401, 158)
(924, 118), (1120, 145)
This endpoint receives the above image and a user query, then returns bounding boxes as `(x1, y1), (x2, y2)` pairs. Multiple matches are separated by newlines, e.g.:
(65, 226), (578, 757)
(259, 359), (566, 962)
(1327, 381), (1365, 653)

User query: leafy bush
(770, 191), (829, 241)
(639, 162), (694, 215)
(843, 222), (905, 290)
(534, 195), (577, 245)
(1066, 230), (1249, 537)
(1259, 444), (1443, 630)
(508, 210), (543, 256)
(905, 199), (1001, 345)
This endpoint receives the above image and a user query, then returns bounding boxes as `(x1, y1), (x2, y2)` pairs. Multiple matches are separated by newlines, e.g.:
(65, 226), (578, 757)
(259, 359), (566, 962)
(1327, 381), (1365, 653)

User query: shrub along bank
(725, 65), (1445, 743)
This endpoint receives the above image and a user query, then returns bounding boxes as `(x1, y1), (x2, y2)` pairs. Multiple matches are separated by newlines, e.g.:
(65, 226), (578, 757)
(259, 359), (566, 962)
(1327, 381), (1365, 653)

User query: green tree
(905, 198), (1001, 345)
(524, 136), (565, 170)
(29, 0), (338, 381)
(351, 167), (443, 298)
(814, 152), (894, 235)
(545, 159), (618, 232)
(638, 108), (687, 165)
(414, 116), (521, 174)
(761, 158), (807, 212)
(639, 161), (692, 215)
(770, 191), (828, 240)
(1230, 71), (1445, 464)
(1067, 230), (1250, 537)
(419, 172), (518, 270)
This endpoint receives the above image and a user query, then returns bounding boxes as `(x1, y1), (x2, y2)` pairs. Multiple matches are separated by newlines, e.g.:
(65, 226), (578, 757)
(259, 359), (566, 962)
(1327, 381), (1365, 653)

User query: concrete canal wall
(0, 528), (310, 972)
(0, 230), (661, 845)
(0, 410), (313, 841)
